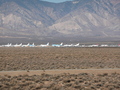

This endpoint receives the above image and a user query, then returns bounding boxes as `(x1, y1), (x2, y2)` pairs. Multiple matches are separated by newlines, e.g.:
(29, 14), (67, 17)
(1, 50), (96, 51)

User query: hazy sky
(42, 0), (73, 3)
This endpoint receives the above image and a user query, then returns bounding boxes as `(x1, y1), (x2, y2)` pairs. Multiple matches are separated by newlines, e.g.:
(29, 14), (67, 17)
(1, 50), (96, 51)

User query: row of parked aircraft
(0, 43), (120, 47)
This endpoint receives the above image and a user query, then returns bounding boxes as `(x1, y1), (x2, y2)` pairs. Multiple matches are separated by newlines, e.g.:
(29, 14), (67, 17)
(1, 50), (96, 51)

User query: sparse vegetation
(0, 47), (120, 70)
(0, 47), (120, 89)
(0, 73), (120, 90)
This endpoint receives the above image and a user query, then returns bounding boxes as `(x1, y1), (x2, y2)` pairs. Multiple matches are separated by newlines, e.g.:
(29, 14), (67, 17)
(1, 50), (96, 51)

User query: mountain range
(0, 0), (120, 43)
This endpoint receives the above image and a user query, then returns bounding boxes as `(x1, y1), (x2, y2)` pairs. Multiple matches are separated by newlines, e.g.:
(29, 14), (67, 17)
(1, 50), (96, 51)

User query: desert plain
(0, 47), (120, 90)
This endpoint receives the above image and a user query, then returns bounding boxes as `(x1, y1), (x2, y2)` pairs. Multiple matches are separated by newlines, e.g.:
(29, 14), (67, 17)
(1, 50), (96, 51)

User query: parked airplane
(101, 44), (108, 47)
(22, 43), (30, 47)
(81, 45), (86, 47)
(73, 43), (80, 47)
(88, 44), (99, 47)
(29, 43), (35, 47)
(14, 43), (22, 47)
(63, 44), (73, 47)
(4, 43), (12, 47)
(52, 43), (63, 47)
(40, 42), (49, 47)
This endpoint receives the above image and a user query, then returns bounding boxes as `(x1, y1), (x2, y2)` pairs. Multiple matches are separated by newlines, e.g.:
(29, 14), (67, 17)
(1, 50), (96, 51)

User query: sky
(42, 0), (73, 3)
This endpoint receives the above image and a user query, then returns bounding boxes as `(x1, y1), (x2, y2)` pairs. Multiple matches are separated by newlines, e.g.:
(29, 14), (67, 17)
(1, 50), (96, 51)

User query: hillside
(0, 0), (120, 43)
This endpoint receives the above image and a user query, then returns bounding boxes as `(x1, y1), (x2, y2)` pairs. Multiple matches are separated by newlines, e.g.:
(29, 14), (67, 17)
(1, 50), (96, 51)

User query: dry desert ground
(0, 47), (120, 90)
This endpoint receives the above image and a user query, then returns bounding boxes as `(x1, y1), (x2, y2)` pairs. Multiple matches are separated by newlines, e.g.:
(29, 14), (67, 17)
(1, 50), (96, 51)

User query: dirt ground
(0, 69), (120, 76)
(0, 47), (120, 71)
(0, 71), (120, 90)
(0, 47), (120, 90)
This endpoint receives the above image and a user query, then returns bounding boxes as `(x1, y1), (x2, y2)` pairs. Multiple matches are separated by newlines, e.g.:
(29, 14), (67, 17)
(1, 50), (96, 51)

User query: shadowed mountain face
(0, 0), (120, 43)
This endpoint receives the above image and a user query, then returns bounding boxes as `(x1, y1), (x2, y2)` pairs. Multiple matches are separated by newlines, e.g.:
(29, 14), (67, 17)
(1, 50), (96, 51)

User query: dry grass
(0, 47), (120, 71)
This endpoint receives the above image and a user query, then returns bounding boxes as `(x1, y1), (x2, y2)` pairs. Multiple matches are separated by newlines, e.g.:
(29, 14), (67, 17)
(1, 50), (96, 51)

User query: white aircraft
(63, 44), (73, 47)
(4, 43), (12, 47)
(81, 45), (86, 47)
(40, 42), (49, 47)
(88, 44), (99, 47)
(73, 43), (80, 47)
(22, 43), (30, 47)
(14, 43), (22, 47)
(29, 43), (35, 47)
(52, 43), (63, 47)
(101, 44), (108, 47)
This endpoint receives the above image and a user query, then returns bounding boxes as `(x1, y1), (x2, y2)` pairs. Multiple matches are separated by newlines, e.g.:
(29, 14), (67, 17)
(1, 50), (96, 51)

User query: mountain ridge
(0, 0), (120, 43)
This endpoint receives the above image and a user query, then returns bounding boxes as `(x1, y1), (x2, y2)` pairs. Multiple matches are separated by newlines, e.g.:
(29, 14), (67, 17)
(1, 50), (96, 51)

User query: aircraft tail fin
(60, 43), (63, 45)
(47, 42), (49, 45)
